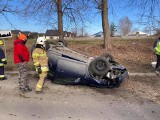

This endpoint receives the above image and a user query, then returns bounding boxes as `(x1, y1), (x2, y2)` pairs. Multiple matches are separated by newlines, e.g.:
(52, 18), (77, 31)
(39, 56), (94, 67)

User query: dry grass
(2, 37), (156, 73)
(3, 38), (35, 70)
(69, 38), (156, 73)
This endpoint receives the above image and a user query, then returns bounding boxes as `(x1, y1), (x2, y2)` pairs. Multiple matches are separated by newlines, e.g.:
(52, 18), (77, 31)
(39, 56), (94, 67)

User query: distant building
(45, 29), (76, 40)
(92, 31), (103, 37)
(11, 30), (21, 34)
(38, 33), (45, 37)
(11, 30), (21, 39)
(71, 33), (76, 37)
(21, 31), (31, 36)
(128, 31), (149, 36)
(45, 30), (59, 40)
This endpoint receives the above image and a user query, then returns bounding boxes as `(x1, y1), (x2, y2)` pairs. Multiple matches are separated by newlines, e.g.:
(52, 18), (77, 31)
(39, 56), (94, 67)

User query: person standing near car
(0, 40), (7, 80)
(153, 37), (160, 75)
(14, 33), (32, 92)
(32, 37), (49, 94)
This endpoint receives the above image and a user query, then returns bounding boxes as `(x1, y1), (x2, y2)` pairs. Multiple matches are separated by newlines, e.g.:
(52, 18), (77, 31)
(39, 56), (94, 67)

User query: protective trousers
(0, 66), (5, 80)
(16, 62), (28, 89)
(156, 55), (160, 70)
(36, 72), (47, 92)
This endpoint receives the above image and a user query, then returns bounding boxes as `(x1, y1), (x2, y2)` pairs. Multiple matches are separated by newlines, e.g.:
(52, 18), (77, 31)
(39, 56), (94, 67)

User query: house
(64, 31), (73, 38)
(38, 33), (45, 37)
(11, 30), (33, 39)
(45, 30), (59, 40)
(67, 32), (72, 37)
(136, 31), (149, 36)
(71, 33), (76, 37)
(92, 31), (103, 37)
(21, 31), (31, 36)
(128, 31), (149, 36)
(11, 30), (21, 39)
(11, 30), (21, 34)
(63, 31), (68, 38)
(45, 30), (75, 40)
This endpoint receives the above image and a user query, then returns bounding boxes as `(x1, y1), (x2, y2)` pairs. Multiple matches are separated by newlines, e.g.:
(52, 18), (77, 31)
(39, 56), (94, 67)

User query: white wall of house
(46, 36), (59, 40)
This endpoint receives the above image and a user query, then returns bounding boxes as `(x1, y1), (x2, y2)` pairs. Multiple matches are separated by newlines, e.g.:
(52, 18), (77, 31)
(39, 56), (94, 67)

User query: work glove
(37, 65), (42, 74)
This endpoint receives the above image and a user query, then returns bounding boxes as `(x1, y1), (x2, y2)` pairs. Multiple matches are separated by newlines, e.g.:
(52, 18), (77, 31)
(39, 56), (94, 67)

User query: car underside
(47, 41), (129, 88)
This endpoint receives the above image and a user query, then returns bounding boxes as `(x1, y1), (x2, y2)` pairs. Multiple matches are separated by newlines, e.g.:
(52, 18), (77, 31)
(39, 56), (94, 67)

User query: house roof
(45, 30), (59, 36)
(136, 31), (148, 35)
(128, 31), (149, 36)
(45, 29), (76, 37)
(11, 30), (21, 34)
(67, 32), (71, 36)
(21, 31), (31, 36)
(38, 33), (45, 36)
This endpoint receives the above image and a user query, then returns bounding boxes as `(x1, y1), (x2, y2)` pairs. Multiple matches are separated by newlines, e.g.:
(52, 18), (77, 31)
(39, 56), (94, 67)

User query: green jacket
(155, 42), (160, 55)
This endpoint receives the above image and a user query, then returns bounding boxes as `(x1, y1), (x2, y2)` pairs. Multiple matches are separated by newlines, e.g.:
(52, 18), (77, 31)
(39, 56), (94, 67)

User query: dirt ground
(0, 74), (160, 120)
(0, 39), (160, 119)
(69, 40), (156, 73)
(68, 40), (160, 104)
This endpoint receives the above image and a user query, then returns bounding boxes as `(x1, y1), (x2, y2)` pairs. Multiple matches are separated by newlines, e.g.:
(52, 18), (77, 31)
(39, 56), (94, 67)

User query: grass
(2, 36), (156, 71)
(3, 38), (35, 70)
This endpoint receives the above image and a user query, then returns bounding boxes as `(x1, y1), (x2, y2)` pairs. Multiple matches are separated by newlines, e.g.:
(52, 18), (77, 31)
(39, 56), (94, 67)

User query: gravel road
(0, 73), (160, 120)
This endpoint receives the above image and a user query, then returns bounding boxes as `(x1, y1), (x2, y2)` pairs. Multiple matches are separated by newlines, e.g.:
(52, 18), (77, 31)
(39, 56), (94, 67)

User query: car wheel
(89, 57), (110, 77)
(56, 39), (68, 47)
(101, 53), (115, 61)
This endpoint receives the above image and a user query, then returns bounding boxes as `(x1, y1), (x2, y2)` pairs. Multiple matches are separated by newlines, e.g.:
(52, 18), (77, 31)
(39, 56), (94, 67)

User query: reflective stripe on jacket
(36, 66), (49, 72)
(0, 48), (7, 66)
(0, 75), (5, 78)
(0, 63), (4, 66)
(32, 48), (49, 72)
(155, 42), (160, 55)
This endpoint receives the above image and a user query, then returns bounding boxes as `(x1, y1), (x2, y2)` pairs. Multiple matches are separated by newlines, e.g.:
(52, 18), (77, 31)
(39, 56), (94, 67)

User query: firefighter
(0, 40), (7, 80)
(13, 33), (32, 92)
(32, 37), (49, 94)
(154, 37), (160, 75)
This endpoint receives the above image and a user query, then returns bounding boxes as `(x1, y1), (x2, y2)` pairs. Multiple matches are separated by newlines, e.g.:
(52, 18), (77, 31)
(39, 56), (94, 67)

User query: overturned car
(46, 41), (129, 88)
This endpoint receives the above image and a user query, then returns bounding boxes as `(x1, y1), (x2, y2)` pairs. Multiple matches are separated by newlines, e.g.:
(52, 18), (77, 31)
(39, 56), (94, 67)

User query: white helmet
(36, 37), (46, 45)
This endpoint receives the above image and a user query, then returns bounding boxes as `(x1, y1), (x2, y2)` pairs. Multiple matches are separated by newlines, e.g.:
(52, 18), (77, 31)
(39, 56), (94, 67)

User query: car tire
(56, 39), (67, 47)
(89, 57), (110, 77)
(101, 53), (115, 61)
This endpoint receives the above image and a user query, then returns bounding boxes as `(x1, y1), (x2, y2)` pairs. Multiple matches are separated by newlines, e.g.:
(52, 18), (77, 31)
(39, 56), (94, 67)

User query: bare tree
(118, 16), (132, 36)
(56, 0), (63, 40)
(91, 0), (110, 49)
(16, 0), (89, 39)
(101, 0), (110, 49)
(125, 0), (160, 33)
(0, 0), (16, 26)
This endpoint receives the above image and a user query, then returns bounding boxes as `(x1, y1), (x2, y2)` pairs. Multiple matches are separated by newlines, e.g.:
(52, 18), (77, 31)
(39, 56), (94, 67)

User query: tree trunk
(57, 0), (63, 40)
(101, 0), (110, 50)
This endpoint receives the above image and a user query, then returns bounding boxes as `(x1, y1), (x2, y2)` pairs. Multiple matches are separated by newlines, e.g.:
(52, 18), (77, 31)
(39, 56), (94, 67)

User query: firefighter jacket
(32, 48), (49, 73)
(14, 39), (30, 64)
(155, 41), (160, 55)
(0, 48), (7, 66)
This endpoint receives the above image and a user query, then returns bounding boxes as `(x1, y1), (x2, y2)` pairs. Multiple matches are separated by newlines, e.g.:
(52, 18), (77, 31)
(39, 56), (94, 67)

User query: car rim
(95, 60), (107, 71)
